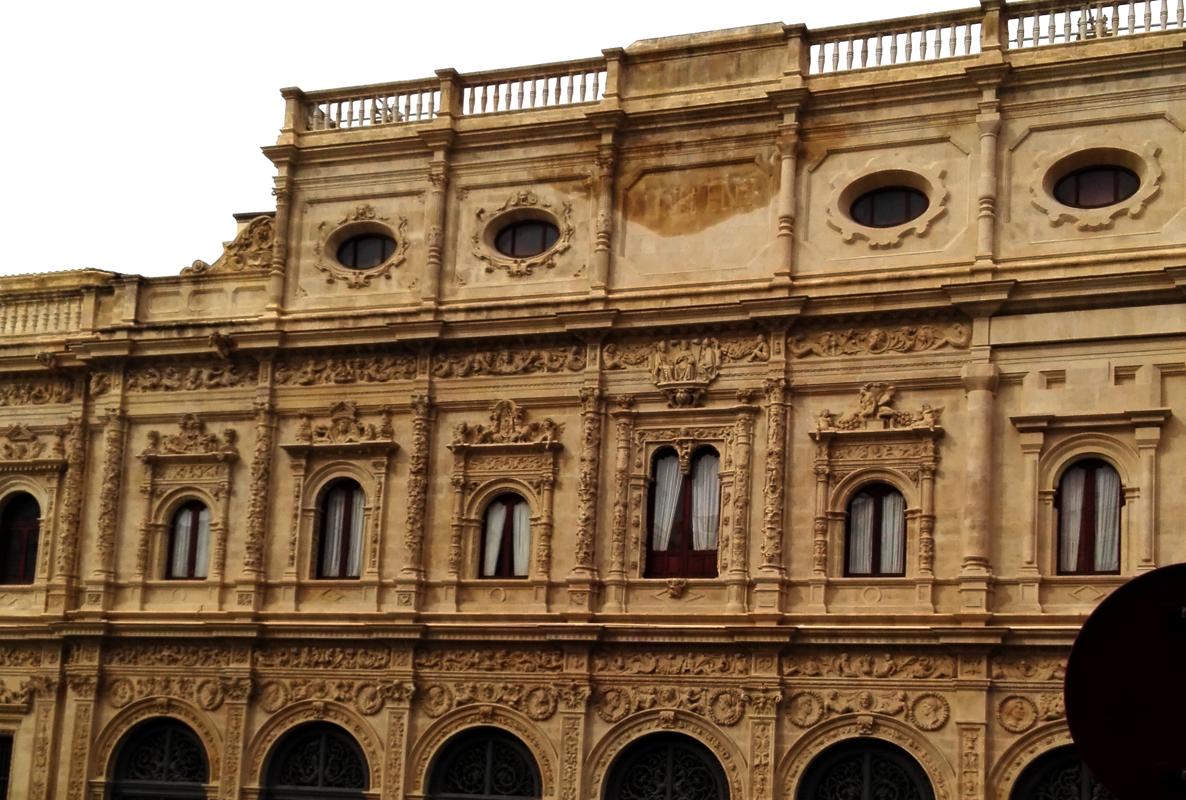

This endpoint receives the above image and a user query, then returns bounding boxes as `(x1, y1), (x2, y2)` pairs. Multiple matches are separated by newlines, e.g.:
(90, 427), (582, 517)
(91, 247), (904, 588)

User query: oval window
(1053, 165), (1139, 209)
(850, 186), (929, 228)
(337, 234), (396, 269)
(494, 220), (560, 258)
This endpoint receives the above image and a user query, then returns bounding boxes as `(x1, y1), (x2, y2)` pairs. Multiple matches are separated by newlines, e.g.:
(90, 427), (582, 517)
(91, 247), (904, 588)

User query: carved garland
(447, 400), (563, 587)
(472, 191), (575, 278)
(314, 204), (410, 288)
(134, 415), (239, 600)
(281, 402), (398, 582)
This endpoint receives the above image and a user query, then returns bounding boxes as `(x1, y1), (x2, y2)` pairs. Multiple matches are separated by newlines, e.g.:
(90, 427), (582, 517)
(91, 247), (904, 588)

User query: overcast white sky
(0, 0), (971, 278)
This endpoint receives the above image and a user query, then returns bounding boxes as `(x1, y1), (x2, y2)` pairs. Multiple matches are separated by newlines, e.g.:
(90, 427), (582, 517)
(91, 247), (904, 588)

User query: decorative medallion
(997, 695), (1039, 733)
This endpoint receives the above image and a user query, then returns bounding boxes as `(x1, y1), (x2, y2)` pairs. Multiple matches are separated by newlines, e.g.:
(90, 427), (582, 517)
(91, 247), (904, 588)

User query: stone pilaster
(960, 362), (998, 615)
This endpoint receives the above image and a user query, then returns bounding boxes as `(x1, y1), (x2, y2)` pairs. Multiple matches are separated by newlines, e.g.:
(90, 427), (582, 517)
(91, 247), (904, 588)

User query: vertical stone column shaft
(961, 363), (999, 575)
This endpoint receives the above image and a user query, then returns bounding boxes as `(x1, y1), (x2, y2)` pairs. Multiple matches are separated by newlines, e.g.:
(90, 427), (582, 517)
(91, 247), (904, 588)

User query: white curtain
(651, 453), (682, 551)
(512, 500), (531, 577)
(1059, 467), (1086, 572)
(879, 492), (905, 574)
(691, 453), (720, 550)
(192, 506), (210, 579)
(171, 509), (193, 577)
(848, 493), (874, 574)
(1094, 465), (1121, 572)
(345, 487), (364, 578)
(321, 487), (346, 577)
(482, 501), (507, 577)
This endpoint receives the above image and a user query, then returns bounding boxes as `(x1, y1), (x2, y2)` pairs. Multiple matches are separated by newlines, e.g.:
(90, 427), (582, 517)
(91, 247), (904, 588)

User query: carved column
(606, 396), (635, 613)
(808, 456), (831, 611)
(771, 95), (805, 289)
(960, 362), (998, 614)
(266, 184), (291, 312)
(586, 111), (622, 296)
(726, 403), (758, 613)
(533, 474), (556, 608)
(85, 409), (126, 609)
(239, 396), (275, 611)
(1134, 421), (1162, 572)
(969, 66), (1006, 274)
(380, 681), (415, 800)
(49, 415), (86, 612)
(64, 672), (98, 800)
(27, 677), (59, 800)
(754, 378), (789, 616)
(398, 394), (432, 610)
(420, 131), (453, 306)
(568, 387), (604, 616)
(745, 689), (782, 800)
(957, 723), (987, 800)
(218, 675), (253, 800)
(557, 681), (591, 800)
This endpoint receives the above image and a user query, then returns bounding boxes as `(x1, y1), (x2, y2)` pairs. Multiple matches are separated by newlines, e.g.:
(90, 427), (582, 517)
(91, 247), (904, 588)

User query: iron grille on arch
(109, 718), (208, 800)
(797, 738), (933, 800)
(605, 733), (728, 800)
(428, 727), (541, 800)
(263, 722), (368, 799)
(1010, 745), (1116, 800)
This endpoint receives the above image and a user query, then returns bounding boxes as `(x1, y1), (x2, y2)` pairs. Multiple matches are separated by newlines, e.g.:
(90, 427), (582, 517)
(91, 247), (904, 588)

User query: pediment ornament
(816, 383), (942, 432)
(142, 414), (239, 459)
(182, 214), (274, 276)
(451, 400), (563, 447)
(0, 424), (58, 462)
(287, 402), (396, 456)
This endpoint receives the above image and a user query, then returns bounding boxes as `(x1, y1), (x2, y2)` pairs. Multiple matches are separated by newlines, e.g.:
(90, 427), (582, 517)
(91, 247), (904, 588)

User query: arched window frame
(0, 423), (69, 599)
(136, 414), (239, 609)
(426, 726), (542, 800)
(313, 478), (367, 580)
(644, 445), (721, 579)
(1009, 743), (1115, 800)
(164, 498), (213, 581)
(843, 481), (908, 578)
(281, 401), (398, 609)
(796, 736), (936, 800)
(108, 718), (211, 800)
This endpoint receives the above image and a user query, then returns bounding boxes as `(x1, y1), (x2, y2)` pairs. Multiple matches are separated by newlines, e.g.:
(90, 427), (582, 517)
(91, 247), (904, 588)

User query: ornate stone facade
(0, 5), (1183, 799)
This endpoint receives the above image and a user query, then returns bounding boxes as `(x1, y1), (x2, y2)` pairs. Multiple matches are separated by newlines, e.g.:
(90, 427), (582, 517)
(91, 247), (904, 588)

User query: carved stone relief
(990, 653), (1067, 682)
(255, 645), (391, 670)
(106, 675), (226, 711)
(123, 362), (256, 393)
(0, 377), (74, 406)
(1029, 140), (1163, 231)
(996, 693), (1064, 733)
(274, 351), (417, 385)
(420, 681), (560, 720)
(816, 383), (942, 432)
(593, 685), (746, 725)
(256, 678), (410, 716)
(785, 689), (949, 732)
(591, 650), (750, 676)
(413, 647), (563, 673)
(784, 651), (955, 679)
(433, 343), (585, 378)
(603, 332), (769, 407)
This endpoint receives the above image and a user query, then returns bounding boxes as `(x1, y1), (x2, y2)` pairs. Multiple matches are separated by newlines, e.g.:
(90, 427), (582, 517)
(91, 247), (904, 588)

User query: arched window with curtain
(0, 492), (40, 585)
(646, 447), (720, 579)
(263, 723), (368, 800)
(480, 493), (531, 578)
(166, 500), (210, 580)
(1056, 458), (1122, 575)
(109, 718), (208, 800)
(1009, 745), (1116, 800)
(428, 727), (541, 800)
(315, 479), (365, 579)
(845, 483), (906, 577)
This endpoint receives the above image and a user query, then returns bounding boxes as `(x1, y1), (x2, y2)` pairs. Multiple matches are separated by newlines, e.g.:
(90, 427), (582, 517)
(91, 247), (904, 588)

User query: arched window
(166, 501), (210, 580)
(1010, 745), (1116, 800)
(797, 738), (933, 800)
(646, 448), (720, 578)
(316, 479), (365, 579)
(428, 727), (541, 800)
(0, 492), (40, 585)
(605, 733), (728, 800)
(109, 719), (208, 800)
(264, 723), (368, 800)
(1057, 458), (1122, 575)
(481, 493), (531, 578)
(845, 483), (906, 577)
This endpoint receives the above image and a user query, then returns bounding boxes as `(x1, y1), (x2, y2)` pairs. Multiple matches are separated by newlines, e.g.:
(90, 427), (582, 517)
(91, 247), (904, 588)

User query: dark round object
(494, 220), (559, 258)
(1064, 562), (1186, 799)
(336, 233), (395, 269)
(849, 186), (928, 228)
(1053, 165), (1139, 209)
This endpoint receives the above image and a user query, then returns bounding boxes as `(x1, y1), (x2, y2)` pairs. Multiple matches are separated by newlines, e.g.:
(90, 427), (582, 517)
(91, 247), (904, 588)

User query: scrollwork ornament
(472, 192), (575, 277)
(314, 205), (409, 287)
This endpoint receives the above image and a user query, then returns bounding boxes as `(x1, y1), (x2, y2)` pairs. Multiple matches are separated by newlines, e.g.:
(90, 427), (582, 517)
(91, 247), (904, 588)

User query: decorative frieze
(432, 343), (585, 378)
(990, 653), (1066, 682)
(421, 681), (560, 720)
(0, 377), (74, 406)
(785, 689), (950, 731)
(123, 362), (256, 393)
(257, 678), (410, 716)
(414, 648), (563, 673)
(274, 352), (416, 385)
(107, 675), (227, 711)
(591, 650), (750, 676)
(789, 321), (970, 359)
(104, 643), (231, 667)
(256, 645), (391, 670)
(783, 651), (955, 679)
